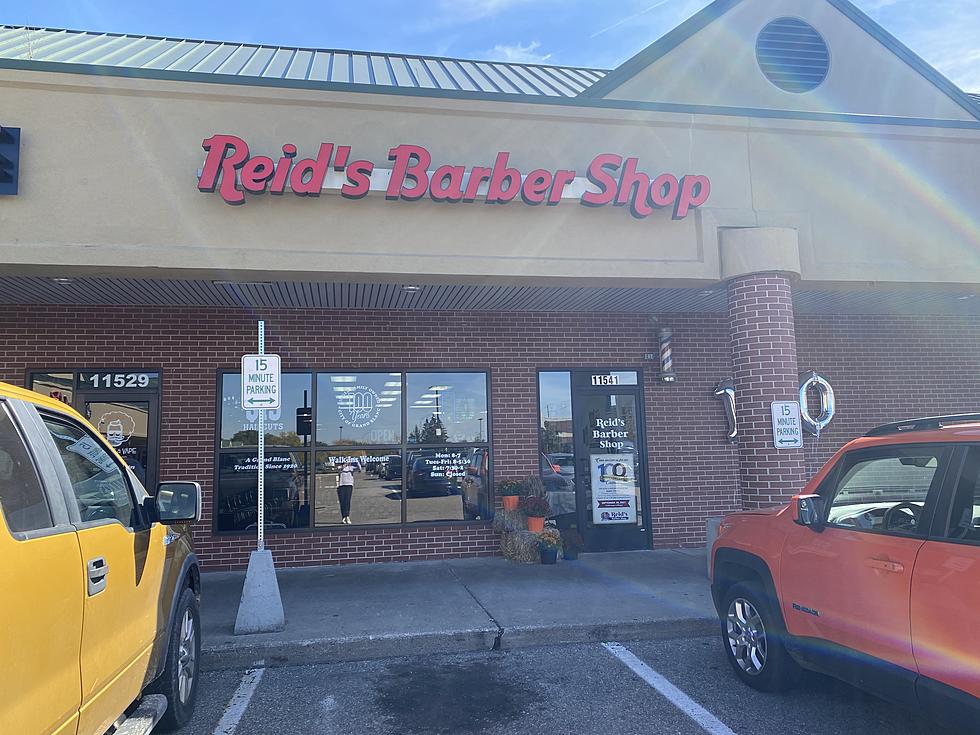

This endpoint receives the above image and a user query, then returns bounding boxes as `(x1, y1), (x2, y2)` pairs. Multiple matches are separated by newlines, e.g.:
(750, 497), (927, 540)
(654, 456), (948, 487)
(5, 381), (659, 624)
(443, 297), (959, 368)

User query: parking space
(178, 637), (953, 735)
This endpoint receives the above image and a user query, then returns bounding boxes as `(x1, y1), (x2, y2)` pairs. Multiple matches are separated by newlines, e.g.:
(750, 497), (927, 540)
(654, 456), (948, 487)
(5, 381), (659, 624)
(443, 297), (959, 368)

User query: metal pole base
(234, 549), (285, 635)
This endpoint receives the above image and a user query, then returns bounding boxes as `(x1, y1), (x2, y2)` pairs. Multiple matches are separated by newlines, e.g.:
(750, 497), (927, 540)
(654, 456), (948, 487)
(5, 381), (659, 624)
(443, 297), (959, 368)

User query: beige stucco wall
(603, 0), (977, 123)
(1, 67), (978, 287)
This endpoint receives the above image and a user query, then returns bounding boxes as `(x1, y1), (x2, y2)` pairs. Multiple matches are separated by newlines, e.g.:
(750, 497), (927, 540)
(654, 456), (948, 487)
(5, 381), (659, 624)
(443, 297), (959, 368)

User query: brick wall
(797, 313), (980, 475)
(728, 274), (806, 509)
(7, 304), (974, 565)
(0, 304), (737, 569)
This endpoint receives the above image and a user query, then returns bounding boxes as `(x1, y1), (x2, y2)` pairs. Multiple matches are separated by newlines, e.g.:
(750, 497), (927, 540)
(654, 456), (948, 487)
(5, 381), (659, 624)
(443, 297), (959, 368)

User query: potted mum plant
(538, 528), (562, 565)
(497, 479), (523, 511)
(560, 529), (584, 560)
(520, 495), (551, 533)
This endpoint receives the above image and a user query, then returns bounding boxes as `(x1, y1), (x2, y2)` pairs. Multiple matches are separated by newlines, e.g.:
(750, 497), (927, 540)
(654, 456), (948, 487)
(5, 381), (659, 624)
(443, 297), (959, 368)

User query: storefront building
(1, 0), (979, 569)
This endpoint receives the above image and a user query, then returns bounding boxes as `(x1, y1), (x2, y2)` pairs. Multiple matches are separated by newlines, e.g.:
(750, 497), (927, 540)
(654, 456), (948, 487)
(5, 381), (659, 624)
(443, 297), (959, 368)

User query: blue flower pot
(540, 547), (558, 565)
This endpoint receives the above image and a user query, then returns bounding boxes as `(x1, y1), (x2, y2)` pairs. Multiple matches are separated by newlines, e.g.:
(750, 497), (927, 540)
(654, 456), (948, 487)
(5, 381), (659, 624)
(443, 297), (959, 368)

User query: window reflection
(406, 446), (489, 522)
(538, 372), (576, 523)
(316, 373), (402, 446)
(216, 451), (310, 531)
(30, 372), (74, 405)
(314, 450), (402, 526)
(406, 373), (488, 444)
(215, 369), (493, 533)
(221, 373), (313, 448)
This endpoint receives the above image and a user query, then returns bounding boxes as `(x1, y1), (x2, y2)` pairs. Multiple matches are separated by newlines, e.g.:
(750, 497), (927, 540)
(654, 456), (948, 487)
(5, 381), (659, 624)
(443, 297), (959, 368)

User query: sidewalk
(200, 549), (717, 670)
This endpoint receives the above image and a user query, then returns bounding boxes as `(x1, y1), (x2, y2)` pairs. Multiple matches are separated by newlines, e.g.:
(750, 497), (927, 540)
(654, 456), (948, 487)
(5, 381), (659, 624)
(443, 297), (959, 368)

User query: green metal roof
(0, 25), (608, 97)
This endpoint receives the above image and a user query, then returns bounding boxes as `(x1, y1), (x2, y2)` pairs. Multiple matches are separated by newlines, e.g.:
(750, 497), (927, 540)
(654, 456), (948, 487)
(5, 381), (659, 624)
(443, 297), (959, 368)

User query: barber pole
(659, 328), (676, 383)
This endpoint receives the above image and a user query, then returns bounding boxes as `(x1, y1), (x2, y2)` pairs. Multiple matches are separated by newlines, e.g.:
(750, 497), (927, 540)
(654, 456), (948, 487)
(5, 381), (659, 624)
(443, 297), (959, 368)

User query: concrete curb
(201, 616), (717, 670)
(497, 616), (718, 650)
(202, 627), (499, 671)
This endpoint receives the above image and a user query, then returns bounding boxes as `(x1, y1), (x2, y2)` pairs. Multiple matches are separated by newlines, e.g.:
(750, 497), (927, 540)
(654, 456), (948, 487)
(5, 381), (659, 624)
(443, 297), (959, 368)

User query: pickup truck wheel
(721, 581), (798, 692)
(149, 587), (200, 732)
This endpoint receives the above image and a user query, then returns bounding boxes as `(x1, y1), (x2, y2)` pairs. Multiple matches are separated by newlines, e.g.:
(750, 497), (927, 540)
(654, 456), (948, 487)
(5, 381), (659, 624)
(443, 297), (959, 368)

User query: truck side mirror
(153, 481), (202, 524)
(793, 494), (824, 530)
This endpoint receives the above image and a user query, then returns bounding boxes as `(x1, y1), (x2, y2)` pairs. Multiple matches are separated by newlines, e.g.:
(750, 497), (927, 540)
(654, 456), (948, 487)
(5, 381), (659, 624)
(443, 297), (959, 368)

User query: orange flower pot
(527, 516), (545, 533)
(502, 495), (519, 511)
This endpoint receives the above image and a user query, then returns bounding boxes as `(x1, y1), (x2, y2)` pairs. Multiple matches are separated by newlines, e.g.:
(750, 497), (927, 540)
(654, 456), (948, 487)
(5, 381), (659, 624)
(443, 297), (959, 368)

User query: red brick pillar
(728, 272), (806, 509)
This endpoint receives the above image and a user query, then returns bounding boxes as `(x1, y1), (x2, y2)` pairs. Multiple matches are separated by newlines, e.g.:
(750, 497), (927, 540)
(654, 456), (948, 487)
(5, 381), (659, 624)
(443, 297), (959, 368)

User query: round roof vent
(756, 18), (830, 93)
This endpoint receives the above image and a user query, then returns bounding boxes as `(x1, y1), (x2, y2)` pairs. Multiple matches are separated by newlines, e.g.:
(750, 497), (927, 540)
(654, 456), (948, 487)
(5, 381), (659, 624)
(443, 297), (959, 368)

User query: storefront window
(406, 446), (489, 522)
(406, 372), (488, 444)
(215, 451), (310, 531)
(314, 449), (402, 526)
(216, 369), (491, 533)
(221, 373), (313, 447)
(316, 372), (402, 446)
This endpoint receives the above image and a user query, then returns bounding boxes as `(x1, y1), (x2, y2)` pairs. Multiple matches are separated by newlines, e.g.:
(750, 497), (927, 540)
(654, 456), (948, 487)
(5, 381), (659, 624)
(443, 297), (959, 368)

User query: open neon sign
(197, 134), (711, 220)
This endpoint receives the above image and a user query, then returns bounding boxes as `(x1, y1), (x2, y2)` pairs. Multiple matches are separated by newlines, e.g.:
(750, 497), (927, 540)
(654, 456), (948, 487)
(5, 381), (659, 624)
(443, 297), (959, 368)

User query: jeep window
(944, 447), (980, 544)
(0, 403), (54, 533)
(42, 415), (137, 528)
(825, 447), (947, 535)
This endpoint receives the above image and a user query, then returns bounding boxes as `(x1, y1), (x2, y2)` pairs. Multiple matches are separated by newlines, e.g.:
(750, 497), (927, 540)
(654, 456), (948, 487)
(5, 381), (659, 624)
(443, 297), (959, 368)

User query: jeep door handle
(866, 558), (904, 574)
(87, 556), (109, 596)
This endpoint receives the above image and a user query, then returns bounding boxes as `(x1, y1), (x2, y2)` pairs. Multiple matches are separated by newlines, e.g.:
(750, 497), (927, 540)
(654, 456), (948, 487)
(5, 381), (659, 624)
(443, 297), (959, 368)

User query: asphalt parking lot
(177, 637), (953, 735)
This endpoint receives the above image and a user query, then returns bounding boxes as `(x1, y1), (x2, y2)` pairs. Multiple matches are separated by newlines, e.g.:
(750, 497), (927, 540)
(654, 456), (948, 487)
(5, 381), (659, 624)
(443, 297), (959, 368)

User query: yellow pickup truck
(0, 382), (202, 735)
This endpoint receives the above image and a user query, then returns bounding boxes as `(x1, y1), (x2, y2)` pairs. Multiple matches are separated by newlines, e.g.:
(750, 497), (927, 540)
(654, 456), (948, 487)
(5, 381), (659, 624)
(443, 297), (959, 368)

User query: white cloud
(484, 40), (551, 64)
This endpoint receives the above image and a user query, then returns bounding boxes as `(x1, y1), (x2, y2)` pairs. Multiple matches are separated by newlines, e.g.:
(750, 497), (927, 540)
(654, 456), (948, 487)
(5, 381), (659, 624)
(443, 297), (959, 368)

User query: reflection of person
(336, 461), (356, 524)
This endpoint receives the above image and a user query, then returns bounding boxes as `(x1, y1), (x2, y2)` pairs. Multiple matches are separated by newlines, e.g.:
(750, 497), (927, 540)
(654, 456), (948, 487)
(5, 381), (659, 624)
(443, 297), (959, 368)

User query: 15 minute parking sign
(241, 354), (281, 410)
(771, 401), (803, 449)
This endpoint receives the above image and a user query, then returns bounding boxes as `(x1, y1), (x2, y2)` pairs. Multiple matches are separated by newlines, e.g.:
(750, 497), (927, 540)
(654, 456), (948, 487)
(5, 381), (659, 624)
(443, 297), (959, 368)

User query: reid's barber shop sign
(197, 134), (711, 220)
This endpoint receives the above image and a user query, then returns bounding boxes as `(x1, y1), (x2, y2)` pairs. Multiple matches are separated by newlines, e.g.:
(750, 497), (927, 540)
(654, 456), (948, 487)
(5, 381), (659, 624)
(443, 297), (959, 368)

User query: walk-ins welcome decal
(197, 134), (711, 220)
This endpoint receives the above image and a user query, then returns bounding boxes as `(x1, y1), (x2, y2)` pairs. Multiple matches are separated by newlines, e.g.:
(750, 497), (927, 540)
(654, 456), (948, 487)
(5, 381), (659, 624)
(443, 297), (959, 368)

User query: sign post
(234, 321), (285, 634)
(241, 330), (281, 551)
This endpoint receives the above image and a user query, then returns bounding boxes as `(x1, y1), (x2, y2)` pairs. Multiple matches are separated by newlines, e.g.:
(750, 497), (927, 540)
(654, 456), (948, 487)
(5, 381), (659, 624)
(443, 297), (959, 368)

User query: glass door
(80, 394), (159, 493)
(572, 376), (647, 551)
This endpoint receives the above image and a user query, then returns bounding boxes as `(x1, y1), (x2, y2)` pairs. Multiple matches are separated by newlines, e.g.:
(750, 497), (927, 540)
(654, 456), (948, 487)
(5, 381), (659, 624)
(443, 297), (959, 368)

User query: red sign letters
(198, 134), (711, 220)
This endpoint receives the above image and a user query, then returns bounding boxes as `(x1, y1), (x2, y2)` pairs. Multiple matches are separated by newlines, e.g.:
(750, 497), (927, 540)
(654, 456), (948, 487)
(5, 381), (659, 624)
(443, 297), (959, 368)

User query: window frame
(534, 366), (652, 547)
(930, 445), (980, 548)
(26, 367), (164, 494)
(817, 443), (955, 540)
(0, 399), (66, 539)
(213, 367), (494, 535)
(38, 409), (147, 532)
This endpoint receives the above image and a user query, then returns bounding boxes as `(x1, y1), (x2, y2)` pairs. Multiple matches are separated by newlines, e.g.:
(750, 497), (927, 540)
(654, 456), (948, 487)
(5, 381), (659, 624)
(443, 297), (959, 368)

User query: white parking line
(212, 664), (266, 735)
(603, 642), (737, 735)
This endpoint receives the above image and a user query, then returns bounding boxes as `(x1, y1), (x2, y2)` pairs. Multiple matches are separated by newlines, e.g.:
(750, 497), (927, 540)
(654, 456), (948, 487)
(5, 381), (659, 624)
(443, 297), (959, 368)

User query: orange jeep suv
(710, 414), (980, 731)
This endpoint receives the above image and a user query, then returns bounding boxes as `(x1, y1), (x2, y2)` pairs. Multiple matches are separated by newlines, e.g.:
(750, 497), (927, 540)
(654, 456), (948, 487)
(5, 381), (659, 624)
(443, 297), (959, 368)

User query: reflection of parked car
(540, 452), (574, 494)
(218, 453), (306, 530)
(549, 452), (575, 478)
(711, 413), (980, 732)
(462, 447), (489, 519)
(382, 454), (402, 481)
(407, 453), (461, 497)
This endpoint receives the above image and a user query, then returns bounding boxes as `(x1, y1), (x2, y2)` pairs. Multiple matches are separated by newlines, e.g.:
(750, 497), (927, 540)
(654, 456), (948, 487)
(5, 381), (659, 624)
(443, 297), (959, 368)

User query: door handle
(87, 556), (109, 596)
(866, 558), (904, 574)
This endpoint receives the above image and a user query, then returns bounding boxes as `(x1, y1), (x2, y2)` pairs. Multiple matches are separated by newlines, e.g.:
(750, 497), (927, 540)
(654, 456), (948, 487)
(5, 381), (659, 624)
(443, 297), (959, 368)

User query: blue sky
(6, 1), (980, 90)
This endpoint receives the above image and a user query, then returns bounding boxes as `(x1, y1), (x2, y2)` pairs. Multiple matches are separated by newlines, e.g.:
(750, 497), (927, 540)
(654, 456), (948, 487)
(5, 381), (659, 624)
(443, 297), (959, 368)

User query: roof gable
(582, 0), (980, 122)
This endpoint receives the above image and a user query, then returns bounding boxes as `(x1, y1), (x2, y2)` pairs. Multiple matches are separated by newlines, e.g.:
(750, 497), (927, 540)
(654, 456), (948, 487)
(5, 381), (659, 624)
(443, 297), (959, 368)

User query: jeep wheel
(721, 582), (798, 692)
(149, 587), (201, 731)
